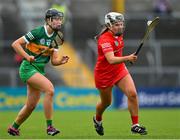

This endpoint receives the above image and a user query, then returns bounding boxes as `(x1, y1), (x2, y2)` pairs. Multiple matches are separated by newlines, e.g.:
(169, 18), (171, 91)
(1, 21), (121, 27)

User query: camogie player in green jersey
(8, 8), (69, 136)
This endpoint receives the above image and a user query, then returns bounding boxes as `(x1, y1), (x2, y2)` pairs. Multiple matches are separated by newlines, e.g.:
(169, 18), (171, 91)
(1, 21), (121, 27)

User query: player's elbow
(51, 58), (59, 66)
(108, 60), (115, 64)
(11, 41), (17, 49)
(11, 40), (20, 50)
(12, 37), (26, 50)
(107, 58), (116, 64)
(51, 60), (58, 66)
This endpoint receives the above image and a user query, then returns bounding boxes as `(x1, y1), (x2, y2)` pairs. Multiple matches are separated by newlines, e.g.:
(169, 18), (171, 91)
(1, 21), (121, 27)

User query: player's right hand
(27, 55), (35, 62)
(128, 54), (137, 63)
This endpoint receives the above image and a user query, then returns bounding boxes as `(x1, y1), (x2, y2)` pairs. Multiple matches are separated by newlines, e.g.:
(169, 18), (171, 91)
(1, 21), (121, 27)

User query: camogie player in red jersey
(93, 12), (147, 135)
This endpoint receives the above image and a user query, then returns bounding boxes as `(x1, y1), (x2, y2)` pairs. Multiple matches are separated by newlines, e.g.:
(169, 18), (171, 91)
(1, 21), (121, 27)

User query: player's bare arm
(105, 51), (137, 64)
(12, 37), (35, 62)
(50, 50), (69, 66)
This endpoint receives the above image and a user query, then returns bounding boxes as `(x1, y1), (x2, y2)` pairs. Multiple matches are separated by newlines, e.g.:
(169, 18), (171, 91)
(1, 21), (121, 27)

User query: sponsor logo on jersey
(101, 42), (111, 48)
(47, 39), (51, 46)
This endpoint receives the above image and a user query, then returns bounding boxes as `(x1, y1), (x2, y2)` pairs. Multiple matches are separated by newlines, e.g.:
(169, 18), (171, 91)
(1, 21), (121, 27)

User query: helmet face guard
(45, 8), (64, 31)
(105, 12), (125, 36)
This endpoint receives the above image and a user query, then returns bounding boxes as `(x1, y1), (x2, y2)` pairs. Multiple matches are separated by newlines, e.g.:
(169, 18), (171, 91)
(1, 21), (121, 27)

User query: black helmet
(45, 8), (64, 19)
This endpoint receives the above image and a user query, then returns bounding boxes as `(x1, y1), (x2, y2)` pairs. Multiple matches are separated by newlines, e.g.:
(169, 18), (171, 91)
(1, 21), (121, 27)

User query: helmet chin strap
(47, 23), (59, 32)
(46, 18), (64, 43)
(107, 20), (125, 36)
(47, 17), (60, 32)
(108, 28), (122, 37)
(115, 31), (123, 36)
(108, 25), (124, 37)
(115, 33), (122, 36)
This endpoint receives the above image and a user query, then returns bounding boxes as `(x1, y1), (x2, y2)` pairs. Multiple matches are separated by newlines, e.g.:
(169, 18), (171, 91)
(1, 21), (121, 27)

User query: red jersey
(94, 31), (129, 89)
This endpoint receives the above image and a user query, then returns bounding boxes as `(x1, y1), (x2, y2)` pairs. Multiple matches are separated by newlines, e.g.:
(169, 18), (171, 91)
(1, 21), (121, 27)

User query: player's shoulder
(34, 25), (43, 30)
(98, 31), (113, 42)
(101, 31), (112, 37)
(31, 25), (44, 33)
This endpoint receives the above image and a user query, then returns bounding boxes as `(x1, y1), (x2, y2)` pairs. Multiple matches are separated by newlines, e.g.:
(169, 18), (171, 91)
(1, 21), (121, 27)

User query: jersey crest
(40, 38), (46, 45)
(114, 41), (119, 46)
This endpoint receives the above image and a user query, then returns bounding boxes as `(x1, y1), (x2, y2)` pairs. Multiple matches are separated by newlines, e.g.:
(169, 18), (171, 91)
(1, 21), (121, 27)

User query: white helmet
(105, 12), (124, 26)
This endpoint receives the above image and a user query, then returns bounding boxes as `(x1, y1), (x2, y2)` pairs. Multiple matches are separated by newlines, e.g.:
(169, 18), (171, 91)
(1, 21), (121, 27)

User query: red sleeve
(99, 36), (113, 54)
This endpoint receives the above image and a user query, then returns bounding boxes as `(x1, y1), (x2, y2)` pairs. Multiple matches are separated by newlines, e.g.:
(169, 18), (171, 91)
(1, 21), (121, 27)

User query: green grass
(0, 109), (180, 139)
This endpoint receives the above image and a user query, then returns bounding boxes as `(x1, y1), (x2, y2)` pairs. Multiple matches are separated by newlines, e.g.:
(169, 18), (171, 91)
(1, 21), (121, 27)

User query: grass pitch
(0, 109), (179, 139)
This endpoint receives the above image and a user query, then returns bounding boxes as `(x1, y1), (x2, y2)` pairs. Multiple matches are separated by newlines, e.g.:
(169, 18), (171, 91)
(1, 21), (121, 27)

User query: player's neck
(46, 25), (54, 35)
(108, 30), (114, 36)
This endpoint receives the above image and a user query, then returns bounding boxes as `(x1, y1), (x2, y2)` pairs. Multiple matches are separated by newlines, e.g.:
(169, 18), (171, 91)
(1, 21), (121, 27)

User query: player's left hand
(60, 56), (69, 64)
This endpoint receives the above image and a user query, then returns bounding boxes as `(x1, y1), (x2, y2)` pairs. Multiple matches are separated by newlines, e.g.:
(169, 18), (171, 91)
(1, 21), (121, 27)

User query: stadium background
(0, 0), (180, 139)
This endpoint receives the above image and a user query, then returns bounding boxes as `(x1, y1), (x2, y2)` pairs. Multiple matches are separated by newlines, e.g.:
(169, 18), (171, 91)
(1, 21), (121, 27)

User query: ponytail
(94, 25), (109, 40)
